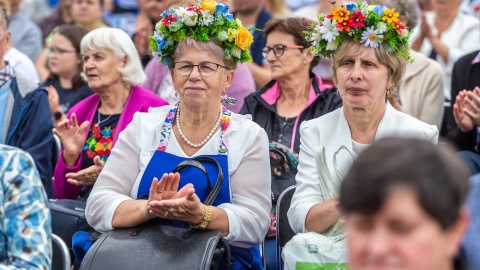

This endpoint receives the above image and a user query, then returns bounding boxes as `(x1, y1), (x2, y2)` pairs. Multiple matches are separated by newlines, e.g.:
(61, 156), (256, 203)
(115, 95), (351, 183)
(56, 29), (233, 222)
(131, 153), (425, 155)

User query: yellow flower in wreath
(200, 0), (216, 14)
(235, 27), (253, 51)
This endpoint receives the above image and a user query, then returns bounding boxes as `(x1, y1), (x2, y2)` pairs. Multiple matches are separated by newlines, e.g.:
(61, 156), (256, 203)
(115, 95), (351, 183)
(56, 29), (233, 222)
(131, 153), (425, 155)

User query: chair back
(276, 185), (296, 270)
(52, 233), (71, 270)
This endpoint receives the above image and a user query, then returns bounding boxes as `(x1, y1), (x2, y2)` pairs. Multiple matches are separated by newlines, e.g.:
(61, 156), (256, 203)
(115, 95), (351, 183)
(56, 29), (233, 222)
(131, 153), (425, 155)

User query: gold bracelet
(191, 205), (213, 229)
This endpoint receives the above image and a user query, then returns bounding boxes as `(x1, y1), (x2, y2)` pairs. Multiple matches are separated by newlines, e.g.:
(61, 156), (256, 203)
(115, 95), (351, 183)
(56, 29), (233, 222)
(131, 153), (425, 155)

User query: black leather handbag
(80, 156), (231, 270)
(49, 199), (93, 251)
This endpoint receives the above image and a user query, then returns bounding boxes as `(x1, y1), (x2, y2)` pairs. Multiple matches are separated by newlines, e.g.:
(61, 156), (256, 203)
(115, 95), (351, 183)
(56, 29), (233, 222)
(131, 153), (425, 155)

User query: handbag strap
(172, 159), (213, 194)
(175, 156), (224, 238)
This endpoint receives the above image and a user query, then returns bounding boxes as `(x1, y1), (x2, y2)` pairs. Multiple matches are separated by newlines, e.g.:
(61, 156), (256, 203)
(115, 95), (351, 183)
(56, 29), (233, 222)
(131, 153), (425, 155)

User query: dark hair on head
(48, 24), (89, 91)
(339, 137), (470, 230)
(263, 17), (319, 74)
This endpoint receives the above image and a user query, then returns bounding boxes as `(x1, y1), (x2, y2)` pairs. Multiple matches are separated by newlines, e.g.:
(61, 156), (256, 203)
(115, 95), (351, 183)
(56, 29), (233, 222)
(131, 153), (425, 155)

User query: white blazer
(287, 103), (439, 233)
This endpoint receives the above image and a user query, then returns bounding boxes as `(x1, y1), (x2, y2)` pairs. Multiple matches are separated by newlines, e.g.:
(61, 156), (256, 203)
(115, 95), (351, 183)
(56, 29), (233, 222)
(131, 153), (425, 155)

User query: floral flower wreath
(149, 0), (254, 68)
(305, 1), (412, 62)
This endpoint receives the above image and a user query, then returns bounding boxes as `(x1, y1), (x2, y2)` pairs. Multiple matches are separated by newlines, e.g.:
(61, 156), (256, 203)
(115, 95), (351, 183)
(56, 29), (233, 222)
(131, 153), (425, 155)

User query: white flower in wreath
(201, 10), (214, 26)
(318, 18), (340, 43)
(218, 31), (228, 41)
(175, 7), (188, 22)
(184, 11), (198, 26)
(376, 22), (388, 34)
(360, 26), (383, 48)
(326, 40), (339, 51)
(231, 47), (241, 58)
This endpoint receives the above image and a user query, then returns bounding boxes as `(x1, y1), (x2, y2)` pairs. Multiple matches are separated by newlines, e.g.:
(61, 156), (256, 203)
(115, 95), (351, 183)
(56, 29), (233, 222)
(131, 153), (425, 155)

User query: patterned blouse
(0, 145), (51, 269)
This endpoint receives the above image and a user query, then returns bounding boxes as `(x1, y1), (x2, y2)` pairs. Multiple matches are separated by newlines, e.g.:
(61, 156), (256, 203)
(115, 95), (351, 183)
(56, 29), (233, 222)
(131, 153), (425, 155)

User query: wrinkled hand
(66, 156), (105, 185)
(53, 113), (90, 165)
(463, 87), (480, 126)
(453, 89), (476, 132)
(46, 85), (60, 115)
(148, 180), (204, 224)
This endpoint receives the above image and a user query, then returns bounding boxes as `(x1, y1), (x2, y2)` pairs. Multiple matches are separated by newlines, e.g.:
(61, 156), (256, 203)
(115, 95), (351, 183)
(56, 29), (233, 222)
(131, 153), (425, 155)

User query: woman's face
(335, 43), (390, 110)
(82, 48), (126, 91)
(72, 0), (103, 25)
(49, 33), (81, 78)
(346, 188), (461, 270)
(171, 43), (234, 109)
(264, 31), (312, 81)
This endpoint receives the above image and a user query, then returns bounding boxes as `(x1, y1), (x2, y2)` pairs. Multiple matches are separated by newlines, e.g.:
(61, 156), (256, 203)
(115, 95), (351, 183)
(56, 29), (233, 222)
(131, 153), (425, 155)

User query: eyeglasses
(48, 47), (77, 56)
(262, 44), (304, 59)
(172, 61), (230, 77)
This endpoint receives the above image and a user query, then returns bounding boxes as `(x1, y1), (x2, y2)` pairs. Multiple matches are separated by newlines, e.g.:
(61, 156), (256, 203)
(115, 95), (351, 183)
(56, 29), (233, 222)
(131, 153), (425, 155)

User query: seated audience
(40, 24), (93, 127)
(39, 0), (73, 42)
(461, 173), (480, 269)
(340, 137), (469, 270)
(375, 0), (444, 129)
(0, 7), (54, 198)
(410, 0), (480, 134)
(240, 17), (342, 269)
(0, 144), (52, 269)
(86, 3), (270, 268)
(7, 0), (43, 62)
(287, 3), (438, 263)
(53, 28), (168, 200)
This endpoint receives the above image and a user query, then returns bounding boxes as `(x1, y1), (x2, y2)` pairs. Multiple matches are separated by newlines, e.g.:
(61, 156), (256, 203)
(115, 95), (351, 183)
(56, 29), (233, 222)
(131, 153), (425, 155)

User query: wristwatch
(54, 111), (63, 121)
(191, 205), (213, 229)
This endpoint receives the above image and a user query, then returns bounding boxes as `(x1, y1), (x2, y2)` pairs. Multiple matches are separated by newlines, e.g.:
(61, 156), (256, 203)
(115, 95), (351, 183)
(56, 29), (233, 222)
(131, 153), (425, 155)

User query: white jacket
(288, 103), (439, 234)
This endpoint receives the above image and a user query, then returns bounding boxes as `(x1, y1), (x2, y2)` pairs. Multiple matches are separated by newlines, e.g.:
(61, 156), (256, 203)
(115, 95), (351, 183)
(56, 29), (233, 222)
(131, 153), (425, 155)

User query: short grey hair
(0, 8), (7, 31)
(373, 0), (419, 29)
(80, 28), (146, 86)
(171, 37), (236, 69)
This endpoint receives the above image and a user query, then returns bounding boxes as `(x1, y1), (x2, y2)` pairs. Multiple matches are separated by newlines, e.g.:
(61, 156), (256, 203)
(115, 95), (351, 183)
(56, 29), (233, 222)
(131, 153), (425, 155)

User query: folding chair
(52, 233), (71, 270)
(276, 185), (296, 270)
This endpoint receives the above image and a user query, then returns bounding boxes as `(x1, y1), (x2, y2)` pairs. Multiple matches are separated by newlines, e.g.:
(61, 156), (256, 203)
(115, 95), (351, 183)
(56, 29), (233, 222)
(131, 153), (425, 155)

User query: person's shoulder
(303, 106), (342, 128)
(455, 50), (480, 68)
(388, 105), (438, 140)
(0, 145), (35, 175)
(457, 12), (480, 26)
(228, 111), (265, 136)
(132, 86), (168, 106)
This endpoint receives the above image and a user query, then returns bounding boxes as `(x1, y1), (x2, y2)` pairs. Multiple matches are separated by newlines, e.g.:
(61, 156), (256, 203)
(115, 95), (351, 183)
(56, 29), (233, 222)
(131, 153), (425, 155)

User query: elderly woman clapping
(288, 2), (439, 239)
(86, 2), (271, 269)
(53, 28), (168, 200)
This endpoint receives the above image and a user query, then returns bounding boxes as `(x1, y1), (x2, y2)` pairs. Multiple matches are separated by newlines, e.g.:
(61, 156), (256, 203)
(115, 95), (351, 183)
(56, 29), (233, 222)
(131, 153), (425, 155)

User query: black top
(41, 77), (94, 113)
(444, 50), (480, 151)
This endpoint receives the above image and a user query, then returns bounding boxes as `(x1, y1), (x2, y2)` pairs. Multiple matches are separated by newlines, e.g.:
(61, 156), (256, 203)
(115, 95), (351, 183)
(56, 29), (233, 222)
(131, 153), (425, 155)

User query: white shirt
(86, 105), (271, 248)
(4, 48), (40, 84)
(287, 103), (439, 234)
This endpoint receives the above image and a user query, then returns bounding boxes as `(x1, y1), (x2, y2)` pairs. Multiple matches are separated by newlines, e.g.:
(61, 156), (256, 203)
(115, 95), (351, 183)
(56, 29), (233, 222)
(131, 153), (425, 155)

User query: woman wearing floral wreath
(85, 1), (271, 269)
(285, 2), (439, 267)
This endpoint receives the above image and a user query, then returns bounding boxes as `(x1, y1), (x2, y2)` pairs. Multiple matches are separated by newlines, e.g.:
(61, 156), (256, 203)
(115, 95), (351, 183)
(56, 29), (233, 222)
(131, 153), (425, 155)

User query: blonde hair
(332, 39), (407, 99)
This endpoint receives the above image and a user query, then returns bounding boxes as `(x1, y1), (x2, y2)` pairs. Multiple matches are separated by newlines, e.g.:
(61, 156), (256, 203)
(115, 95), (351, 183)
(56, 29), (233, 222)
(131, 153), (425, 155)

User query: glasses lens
(273, 45), (285, 57)
(199, 63), (217, 77)
(175, 63), (193, 76)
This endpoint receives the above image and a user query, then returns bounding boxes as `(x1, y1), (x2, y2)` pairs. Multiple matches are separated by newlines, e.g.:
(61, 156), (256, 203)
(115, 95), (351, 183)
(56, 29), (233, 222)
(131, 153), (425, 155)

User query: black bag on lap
(80, 156), (231, 270)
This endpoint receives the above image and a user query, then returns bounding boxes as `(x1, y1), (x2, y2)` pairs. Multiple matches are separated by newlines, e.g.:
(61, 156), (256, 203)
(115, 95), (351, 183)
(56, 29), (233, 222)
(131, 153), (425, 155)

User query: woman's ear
(224, 69), (235, 91)
(304, 49), (315, 64)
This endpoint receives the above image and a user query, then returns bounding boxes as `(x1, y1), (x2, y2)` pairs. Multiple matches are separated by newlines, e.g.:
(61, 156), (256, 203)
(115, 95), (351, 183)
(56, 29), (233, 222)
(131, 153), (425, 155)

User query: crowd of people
(0, 0), (479, 269)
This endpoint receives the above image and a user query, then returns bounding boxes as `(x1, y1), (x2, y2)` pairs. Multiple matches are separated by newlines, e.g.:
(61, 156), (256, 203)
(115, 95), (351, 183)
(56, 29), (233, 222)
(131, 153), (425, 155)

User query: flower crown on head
(149, 0), (255, 68)
(305, 1), (412, 62)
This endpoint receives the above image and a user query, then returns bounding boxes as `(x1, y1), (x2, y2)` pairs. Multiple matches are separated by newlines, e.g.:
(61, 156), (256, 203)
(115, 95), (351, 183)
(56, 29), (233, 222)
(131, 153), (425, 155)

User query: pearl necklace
(176, 104), (222, 148)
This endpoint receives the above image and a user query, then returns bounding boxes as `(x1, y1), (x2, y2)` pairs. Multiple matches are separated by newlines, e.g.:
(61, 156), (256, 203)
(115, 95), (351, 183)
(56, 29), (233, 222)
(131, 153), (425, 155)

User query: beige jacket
(400, 50), (444, 130)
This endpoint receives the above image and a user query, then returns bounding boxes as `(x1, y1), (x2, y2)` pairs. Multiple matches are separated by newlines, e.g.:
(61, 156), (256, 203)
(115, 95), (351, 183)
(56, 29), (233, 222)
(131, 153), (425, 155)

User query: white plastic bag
(282, 232), (348, 270)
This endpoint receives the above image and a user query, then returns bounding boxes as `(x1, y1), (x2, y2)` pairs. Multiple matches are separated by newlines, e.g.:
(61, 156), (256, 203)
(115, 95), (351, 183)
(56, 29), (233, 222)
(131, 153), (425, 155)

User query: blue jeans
(458, 151), (480, 175)
(265, 238), (278, 270)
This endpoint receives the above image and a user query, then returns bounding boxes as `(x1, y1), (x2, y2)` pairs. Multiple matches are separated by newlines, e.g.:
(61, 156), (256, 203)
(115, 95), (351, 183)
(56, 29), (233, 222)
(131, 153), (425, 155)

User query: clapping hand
(147, 174), (204, 224)
(66, 156), (105, 186)
(453, 87), (480, 132)
(53, 113), (90, 166)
